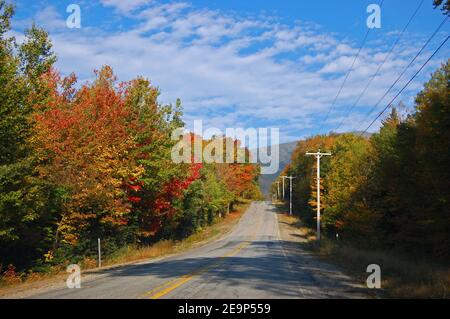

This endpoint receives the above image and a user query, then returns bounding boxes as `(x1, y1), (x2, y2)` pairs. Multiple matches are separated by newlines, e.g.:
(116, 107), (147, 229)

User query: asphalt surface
(29, 201), (370, 299)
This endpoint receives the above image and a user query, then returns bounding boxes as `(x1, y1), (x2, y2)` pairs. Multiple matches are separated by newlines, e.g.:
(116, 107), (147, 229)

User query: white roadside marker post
(98, 238), (101, 268)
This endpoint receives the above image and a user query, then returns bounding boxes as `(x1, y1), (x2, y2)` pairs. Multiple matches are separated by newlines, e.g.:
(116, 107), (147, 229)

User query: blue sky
(11, 0), (450, 143)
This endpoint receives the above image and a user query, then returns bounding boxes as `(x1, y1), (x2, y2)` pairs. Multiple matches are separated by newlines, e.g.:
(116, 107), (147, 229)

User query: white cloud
(100, 0), (153, 13)
(15, 1), (449, 143)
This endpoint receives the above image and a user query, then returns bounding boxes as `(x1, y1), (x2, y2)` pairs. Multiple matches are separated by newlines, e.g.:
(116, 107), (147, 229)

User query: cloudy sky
(11, 0), (450, 143)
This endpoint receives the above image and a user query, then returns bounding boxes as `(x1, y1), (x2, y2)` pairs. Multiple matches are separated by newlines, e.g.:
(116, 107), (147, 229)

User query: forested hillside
(258, 141), (298, 196)
(276, 61), (450, 261)
(0, 2), (260, 275)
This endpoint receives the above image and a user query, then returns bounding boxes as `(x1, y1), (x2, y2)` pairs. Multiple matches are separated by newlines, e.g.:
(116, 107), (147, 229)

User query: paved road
(30, 202), (369, 299)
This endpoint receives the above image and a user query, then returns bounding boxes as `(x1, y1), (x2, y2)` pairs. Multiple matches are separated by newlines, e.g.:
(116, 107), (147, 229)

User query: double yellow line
(141, 210), (261, 299)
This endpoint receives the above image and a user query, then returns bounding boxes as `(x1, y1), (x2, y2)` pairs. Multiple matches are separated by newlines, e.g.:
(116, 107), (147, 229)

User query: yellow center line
(141, 209), (262, 299)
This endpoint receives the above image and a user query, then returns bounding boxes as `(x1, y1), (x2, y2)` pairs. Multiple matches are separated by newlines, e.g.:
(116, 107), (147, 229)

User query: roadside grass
(0, 202), (249, 294)
(305, 239), (450, 299)
(274, 202), (450, 299)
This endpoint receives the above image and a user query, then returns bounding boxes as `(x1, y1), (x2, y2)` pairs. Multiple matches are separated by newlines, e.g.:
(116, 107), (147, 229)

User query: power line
(359, 34), (449, 135)
(321, 0), (385, 129)
(333, 0), (425, 133)
(322, 30), (371, 126)
(354, 15), (449, 133)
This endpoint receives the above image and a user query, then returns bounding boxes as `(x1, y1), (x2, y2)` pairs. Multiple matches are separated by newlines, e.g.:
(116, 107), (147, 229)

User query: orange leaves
(1, 265), (22, 285)
(33, 66), (145, 244)
(217, 162), (259, 199)
(31, 65), (260, 246)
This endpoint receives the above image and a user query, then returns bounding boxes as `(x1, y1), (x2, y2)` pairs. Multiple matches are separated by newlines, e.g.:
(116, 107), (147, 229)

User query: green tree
(0, 1), (57, 270)
(405, 61), (450, 258)
(323, 134), (373, 239)
(434, 0), (450, 15)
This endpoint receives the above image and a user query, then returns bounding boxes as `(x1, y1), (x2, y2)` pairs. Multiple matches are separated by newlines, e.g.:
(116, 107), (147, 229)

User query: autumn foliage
(0, 3), (260, 273)
(21, 66), (260, 268)
(277, 61), (450, 261)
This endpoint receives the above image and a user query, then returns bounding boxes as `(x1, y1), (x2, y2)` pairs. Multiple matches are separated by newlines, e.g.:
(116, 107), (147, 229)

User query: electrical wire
(333, 0), (425, 133)
(359, 34), (449, 135)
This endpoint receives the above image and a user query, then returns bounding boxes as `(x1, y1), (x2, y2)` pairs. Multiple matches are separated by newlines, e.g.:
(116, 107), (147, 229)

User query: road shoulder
(276, 209), (378, 299)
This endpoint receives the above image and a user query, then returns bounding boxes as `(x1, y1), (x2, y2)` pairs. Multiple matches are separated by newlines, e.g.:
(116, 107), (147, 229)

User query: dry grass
(278, 213), (316, 241)
(276, 204), (450, 299)
(0, 203), (249, 295)
(310, 241), (450, 299)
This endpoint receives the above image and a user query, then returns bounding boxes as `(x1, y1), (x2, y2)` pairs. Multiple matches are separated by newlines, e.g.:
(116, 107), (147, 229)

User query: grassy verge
(0, 202), (250, 295)
(275, 203), (449, 299)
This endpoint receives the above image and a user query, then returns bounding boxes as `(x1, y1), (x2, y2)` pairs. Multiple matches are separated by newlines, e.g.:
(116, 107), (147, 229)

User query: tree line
(0, 2), (260, 274)
(275, 60), (449, 261)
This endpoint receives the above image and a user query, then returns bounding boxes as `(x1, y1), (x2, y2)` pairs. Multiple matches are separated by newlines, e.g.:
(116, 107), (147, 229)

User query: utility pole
(306, 149), (332, 241)
(280, 176), (287, 200)
(285, 176), (296, 215)
(276, 181), (280, 200)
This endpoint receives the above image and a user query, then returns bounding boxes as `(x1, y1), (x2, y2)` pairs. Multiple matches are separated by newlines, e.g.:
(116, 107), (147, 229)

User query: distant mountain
(255, 141), (298, 197)
(255, 132), (373, 197)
